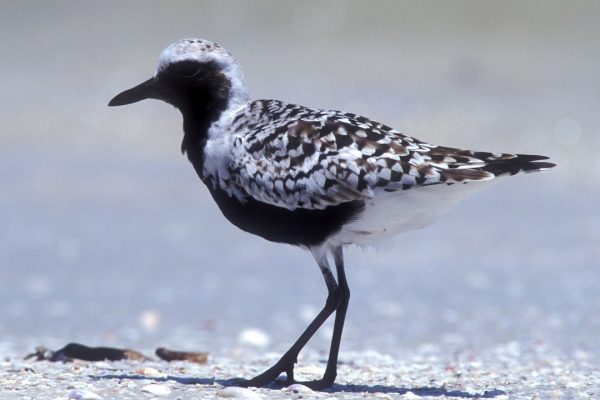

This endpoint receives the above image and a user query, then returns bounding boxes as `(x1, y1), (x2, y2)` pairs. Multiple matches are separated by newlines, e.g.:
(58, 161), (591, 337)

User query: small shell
(220, 386), (263, 399)
(141, 384), (171, 396)
(68, 389), (102, 400)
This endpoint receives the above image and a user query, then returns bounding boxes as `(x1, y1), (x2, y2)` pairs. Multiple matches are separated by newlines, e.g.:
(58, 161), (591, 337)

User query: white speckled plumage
(216, 100), (484, 209)
(201, 97), (540, 246)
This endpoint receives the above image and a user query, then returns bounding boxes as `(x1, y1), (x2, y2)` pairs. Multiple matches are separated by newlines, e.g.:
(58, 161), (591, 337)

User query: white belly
(328, 179), (501, 247)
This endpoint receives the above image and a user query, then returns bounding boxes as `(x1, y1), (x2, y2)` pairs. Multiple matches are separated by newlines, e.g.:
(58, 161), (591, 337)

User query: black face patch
(159, 60), (230, 98)
(156, 60), (232, 156)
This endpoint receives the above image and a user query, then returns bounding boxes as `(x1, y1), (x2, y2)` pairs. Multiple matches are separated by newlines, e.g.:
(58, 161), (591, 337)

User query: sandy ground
(1, 341), (599, 399)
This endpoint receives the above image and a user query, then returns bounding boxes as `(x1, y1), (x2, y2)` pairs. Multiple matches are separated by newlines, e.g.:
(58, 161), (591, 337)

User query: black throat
(158, 61), (232, 173)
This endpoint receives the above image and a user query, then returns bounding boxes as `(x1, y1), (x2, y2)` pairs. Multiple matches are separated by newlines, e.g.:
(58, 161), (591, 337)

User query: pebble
(136, 367), (165, 377)
(237, 328), (270, 348)
(141, 384), (172, 396)
(221, 386), (263, 399)
(283, 383), (313, 394)
(68, 389), (102, 400)
(139, 309), (161, 332)
(399, 392), (421, 399)
(93, 362), (112, 369)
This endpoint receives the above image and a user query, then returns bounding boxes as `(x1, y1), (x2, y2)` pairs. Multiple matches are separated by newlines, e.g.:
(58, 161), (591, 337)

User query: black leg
(242, 254), (341, 388)
(301, 247), (350, 390)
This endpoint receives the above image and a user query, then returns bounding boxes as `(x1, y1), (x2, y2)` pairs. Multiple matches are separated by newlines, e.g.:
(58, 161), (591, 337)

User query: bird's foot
(238, 368), (335, 391)
(292, 374), (336, 391)
(238, 356), (297, 388)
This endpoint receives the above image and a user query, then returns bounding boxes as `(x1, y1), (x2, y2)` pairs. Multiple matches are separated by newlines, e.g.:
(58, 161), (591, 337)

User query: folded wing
(228, 100), (554, 210)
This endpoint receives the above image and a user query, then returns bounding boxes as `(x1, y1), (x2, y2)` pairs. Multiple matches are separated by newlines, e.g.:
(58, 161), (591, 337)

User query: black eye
(170, 60), (202, 77)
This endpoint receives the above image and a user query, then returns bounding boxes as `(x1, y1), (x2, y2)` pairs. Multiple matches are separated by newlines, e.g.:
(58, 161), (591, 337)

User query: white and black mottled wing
(225, 100), (553, 210)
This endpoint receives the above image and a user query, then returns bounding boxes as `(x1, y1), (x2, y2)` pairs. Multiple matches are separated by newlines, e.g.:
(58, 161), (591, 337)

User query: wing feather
(223, 100), (550, 210)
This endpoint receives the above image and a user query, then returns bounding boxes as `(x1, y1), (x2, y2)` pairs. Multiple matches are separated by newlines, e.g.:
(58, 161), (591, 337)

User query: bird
(108, 38), (555, 389)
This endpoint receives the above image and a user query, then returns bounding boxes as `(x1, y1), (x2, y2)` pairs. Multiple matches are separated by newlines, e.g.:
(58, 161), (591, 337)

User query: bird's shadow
(90, 373), (506, 398)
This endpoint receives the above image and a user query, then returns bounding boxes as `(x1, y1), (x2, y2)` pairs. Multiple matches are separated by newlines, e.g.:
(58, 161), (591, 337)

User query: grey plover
(109, 38), (555, 389)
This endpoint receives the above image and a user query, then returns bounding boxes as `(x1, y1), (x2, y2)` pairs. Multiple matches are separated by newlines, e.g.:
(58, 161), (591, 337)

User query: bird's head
(109, 39), (249, 118)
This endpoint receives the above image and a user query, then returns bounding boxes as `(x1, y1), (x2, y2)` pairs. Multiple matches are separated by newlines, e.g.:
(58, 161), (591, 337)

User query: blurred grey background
(1, 1), (598, 361)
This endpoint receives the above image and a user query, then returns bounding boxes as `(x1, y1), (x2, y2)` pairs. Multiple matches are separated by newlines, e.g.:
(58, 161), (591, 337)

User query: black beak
(108, 77), (159, 107)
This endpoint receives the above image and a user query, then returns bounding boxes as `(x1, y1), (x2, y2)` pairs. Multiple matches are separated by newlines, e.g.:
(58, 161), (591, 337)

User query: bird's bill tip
(108, 77), (158, 107)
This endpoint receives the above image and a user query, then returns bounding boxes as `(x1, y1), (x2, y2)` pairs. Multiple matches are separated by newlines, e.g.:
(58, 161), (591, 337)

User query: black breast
(207, 187), (365, 247)
(182, 114), (364, 247)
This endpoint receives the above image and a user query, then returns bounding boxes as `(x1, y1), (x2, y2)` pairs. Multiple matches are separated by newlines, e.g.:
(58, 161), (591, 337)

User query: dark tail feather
(482, 154), (556, 176)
